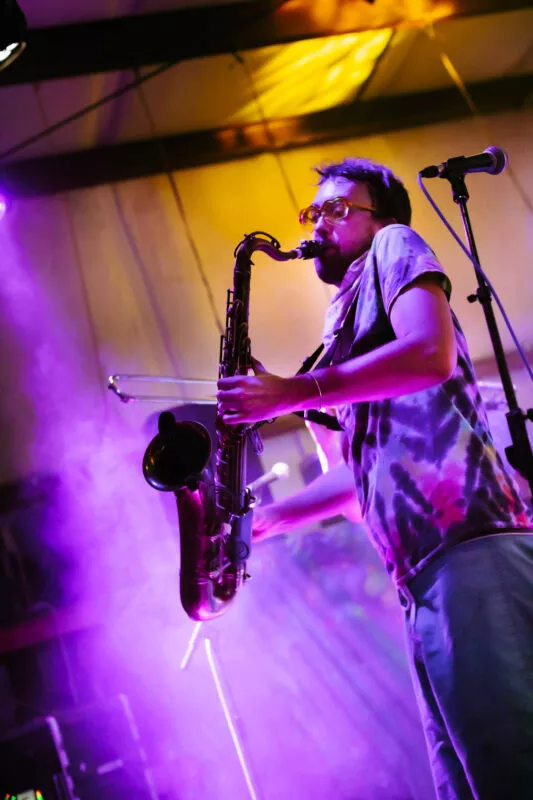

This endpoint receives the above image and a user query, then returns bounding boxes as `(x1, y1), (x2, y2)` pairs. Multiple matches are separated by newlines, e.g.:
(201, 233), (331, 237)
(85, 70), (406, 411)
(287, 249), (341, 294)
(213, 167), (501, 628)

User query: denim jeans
(402, 533), (533, 800)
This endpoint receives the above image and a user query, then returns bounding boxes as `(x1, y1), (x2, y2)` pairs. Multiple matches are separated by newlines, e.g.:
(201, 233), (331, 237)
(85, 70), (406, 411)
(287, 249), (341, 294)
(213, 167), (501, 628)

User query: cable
(233, 27), (396, 216)
(232, 50), (302, 215)
(0, 0), (293, 165)
(424, 22), (533, 214)
(417, 172), (533, 384)
(134, 69), (224, 336)
(110, 184), (187, 376)
(352, 28), (396, 103)
(419, 23), (533, 383)
(232, 50), (335, 304)
(0, 62), (174, 162)
(2, 5), (299, 342)
(32, 82), (110, 419)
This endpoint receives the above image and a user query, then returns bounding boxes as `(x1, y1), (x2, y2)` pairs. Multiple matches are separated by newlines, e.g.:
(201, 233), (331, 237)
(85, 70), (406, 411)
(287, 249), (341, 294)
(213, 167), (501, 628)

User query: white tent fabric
(1, 108), (532, 487)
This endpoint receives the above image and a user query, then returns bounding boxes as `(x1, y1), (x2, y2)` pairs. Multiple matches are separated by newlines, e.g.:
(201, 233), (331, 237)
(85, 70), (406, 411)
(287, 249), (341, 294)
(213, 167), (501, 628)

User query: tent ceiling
(3, 0), (532, 86)
(17, 0), (252, 30)
(3, 71), (531, 197)
(0, 1), (532, 195)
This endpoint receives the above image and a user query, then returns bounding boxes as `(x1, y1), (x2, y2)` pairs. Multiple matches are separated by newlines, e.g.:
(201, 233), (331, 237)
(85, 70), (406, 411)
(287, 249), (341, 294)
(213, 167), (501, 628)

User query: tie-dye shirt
(323, 224), (532, 586)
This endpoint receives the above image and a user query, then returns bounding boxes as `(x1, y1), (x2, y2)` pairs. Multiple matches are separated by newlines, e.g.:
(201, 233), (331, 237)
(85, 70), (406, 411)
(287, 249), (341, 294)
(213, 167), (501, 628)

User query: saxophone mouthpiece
(296, 240), (327, 260)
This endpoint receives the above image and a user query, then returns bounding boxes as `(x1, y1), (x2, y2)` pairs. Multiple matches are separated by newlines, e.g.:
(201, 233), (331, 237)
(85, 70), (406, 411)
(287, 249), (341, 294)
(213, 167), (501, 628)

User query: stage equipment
(108, 374), (216, 404)
(0, 190), (9, 220)
(419, 147), (533, 496)
(420, 146), (508, 179)
(57, 695), (158, 800)
(0, 0), (27, 72)
(247, 462), (290, 494)
(141, 233), (323, 621)
(0, 716), (77, 799)
(0, 697), (158, 800)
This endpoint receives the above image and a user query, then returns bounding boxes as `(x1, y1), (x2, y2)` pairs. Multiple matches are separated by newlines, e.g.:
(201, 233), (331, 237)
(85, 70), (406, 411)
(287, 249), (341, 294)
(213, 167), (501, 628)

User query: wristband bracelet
(308, 372), (323, 404)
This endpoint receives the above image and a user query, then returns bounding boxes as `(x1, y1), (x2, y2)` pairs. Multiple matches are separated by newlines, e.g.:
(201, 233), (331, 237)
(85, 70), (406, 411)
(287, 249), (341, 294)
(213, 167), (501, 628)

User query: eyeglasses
(299, 197), (375, 227)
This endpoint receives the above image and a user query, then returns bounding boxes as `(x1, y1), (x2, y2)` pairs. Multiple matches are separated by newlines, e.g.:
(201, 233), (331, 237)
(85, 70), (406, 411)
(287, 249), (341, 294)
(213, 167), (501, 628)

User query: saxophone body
(142, 233), (323, 620)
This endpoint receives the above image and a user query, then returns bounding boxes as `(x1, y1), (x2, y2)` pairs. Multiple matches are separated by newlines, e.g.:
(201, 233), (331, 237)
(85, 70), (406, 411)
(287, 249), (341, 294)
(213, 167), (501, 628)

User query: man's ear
(371, 216), (396, 234)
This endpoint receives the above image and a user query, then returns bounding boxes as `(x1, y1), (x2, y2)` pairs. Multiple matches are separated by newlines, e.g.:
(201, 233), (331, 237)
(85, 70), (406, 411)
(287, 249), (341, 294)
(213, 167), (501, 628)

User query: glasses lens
(299, 206), (318, 226)
(323, 198), (349, 221)
(299, 198), (351, 227)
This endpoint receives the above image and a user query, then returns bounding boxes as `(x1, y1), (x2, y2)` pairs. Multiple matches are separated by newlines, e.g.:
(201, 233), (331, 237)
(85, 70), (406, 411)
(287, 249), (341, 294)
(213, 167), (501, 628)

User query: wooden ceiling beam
(2, 71), (532, 198)
(1, 0), (532, 87)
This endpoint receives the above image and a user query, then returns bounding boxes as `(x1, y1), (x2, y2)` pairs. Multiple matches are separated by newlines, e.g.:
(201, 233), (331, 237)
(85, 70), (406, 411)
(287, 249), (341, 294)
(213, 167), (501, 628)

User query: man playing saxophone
(216, 157), (533, 800)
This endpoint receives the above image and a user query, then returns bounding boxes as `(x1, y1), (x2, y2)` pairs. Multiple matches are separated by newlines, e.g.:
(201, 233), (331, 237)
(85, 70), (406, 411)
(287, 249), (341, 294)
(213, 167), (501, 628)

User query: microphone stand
(446, 172), (533, 498)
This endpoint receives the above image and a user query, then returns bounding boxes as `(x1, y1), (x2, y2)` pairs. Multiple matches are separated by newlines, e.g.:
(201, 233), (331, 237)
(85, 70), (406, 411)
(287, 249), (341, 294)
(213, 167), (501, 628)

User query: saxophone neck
(234, 231), (325, 264)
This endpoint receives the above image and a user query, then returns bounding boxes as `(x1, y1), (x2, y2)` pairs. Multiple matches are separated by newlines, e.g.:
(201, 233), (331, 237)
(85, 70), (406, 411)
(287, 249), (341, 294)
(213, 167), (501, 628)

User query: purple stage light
(0, 193), (9, 220)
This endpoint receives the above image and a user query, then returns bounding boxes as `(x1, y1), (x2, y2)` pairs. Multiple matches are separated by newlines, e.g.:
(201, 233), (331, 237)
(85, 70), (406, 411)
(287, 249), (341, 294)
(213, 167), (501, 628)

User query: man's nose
(313, 214), (333, 238)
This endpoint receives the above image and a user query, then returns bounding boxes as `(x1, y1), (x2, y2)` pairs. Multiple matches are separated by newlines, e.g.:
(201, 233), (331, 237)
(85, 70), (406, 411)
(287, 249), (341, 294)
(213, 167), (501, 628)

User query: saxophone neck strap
(293, 409), (342, 431)
(297, 342), (325, 375)
(294, 341), (342, 432)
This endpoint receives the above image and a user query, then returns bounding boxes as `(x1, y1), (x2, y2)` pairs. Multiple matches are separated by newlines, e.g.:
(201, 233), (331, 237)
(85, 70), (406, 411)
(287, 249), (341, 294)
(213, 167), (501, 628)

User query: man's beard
(314, 251), (350, 286)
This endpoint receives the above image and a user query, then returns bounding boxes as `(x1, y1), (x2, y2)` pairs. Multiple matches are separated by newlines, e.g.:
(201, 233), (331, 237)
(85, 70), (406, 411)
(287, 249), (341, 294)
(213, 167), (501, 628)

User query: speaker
(0, 696), (159, 800)
(56, 694), (158, 800)
(0, 715), (76, 799)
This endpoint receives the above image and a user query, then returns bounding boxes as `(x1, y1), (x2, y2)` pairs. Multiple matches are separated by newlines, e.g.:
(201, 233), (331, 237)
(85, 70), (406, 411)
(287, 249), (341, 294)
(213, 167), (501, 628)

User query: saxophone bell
(143, 410), (247, 621)
(142, 411), (211, 492)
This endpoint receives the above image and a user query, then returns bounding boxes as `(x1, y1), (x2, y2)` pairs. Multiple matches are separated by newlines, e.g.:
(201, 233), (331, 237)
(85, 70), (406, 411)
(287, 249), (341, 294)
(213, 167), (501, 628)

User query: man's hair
(314, 158), (412, 226)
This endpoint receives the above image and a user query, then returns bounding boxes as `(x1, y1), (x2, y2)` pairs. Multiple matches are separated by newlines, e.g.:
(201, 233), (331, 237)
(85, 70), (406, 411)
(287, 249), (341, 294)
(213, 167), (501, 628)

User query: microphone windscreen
(485, 146), (508, 175)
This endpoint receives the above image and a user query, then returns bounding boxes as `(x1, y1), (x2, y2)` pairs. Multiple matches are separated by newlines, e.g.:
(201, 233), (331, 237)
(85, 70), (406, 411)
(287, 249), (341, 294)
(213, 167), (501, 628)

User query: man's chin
(314, 255), (348, 286)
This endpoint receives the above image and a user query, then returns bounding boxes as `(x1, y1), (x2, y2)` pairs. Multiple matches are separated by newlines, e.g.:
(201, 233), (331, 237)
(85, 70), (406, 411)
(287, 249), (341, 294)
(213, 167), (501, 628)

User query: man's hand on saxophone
(217, 357), (320, 425)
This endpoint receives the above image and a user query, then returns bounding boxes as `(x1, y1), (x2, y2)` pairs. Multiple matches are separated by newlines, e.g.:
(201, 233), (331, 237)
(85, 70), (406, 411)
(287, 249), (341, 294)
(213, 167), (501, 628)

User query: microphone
(420, 146), (508, 179)
(247, 462), (290, 493)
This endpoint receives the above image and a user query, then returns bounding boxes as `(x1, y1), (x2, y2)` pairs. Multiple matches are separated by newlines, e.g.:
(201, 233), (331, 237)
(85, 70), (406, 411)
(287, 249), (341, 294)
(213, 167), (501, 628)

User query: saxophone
(142, 232), (324, 621)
